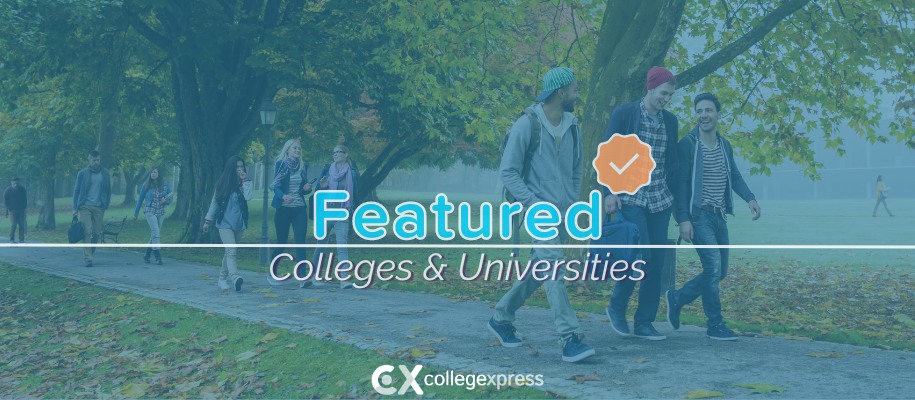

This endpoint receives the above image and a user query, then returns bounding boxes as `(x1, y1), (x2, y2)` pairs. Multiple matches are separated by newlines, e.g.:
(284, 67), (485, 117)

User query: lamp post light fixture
(258, 101), (277, 265)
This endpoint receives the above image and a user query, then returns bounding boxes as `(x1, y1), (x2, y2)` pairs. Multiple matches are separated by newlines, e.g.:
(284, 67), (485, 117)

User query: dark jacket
(133, 181), (173, 216)
(602, 100), (680, 198)
(270, 160), (313, 209)
(675, 127), (756, 223)
(72, 166), (112, 210)
(3, 186), (27, 211)
(317, 162), (360, 213)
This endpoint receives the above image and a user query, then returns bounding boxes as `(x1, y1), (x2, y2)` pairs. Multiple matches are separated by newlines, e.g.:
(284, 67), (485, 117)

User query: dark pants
(271, 206), (309, 263)
(673, 209), (729, 327)
(8, 209), (25, 241)
(609, 204), (672, 327)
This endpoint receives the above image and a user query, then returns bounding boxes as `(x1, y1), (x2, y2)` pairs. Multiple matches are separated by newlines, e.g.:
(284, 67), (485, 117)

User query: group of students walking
(202, 141), (359, 293)
(487, 66), (762, 363)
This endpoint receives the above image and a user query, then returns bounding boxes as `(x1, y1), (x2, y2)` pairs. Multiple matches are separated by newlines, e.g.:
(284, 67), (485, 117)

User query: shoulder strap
(520, 109), (541, 183)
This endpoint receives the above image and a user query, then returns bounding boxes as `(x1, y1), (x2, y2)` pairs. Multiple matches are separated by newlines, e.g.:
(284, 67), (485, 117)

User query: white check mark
(610, 154), (639, 175)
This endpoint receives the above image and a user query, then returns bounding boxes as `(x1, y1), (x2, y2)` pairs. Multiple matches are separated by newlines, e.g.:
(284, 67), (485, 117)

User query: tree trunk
(120, 166), (147, 207)
(170, 161), (193, 220)
(97, 87), (120, 170)
(37, 177), (57, 230)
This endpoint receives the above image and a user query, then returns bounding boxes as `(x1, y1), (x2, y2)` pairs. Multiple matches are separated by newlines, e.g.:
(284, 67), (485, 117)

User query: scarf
(269, 157), (299, 191)
(329, 162), (354, 210)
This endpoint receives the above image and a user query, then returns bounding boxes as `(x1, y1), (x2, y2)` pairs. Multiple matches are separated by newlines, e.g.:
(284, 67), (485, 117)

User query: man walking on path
(487, 67), (595, 363)
(602, 66), (680, 341)
(72, 151), (112, 268)
(4, 177), (27, 243)
(666, 92), (761, 340)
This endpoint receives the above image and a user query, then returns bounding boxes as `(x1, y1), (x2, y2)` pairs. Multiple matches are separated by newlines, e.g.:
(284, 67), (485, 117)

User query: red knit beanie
(646, 66), (676, 91)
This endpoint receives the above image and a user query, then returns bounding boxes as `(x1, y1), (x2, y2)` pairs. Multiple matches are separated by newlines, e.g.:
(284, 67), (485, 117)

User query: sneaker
(85, 260), (93, 268)
(486, 317), (522, 347)
(9, 240), (16, 244)
(707, 323), (739, 341)
(561, 333), (595, 363)
(633, 324), (667, 340)
(234, 276), (244, 292)
(665, 290), (682, 330)
(340, 281), (354, 289)
(605, 307), (632, 337)
(218, 280), (230, 290)
(267, 275), (284, 286)
(300, 279), (314, 289)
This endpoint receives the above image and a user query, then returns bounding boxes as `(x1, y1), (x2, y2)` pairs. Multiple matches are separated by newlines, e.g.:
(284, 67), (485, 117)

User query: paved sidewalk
(1, 240), (913, 399)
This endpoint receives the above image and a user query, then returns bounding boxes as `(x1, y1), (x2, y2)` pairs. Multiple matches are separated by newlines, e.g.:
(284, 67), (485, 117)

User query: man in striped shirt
(666, 92), (761, 341)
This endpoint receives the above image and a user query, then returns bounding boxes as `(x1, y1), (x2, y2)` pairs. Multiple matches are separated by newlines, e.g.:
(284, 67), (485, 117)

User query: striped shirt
(619, 100), (674, 213)
(700, 139), (727, 208)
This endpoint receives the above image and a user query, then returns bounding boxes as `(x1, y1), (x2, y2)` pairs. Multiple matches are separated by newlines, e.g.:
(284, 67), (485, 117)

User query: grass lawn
(0, 262), (547, 399)
(4, 195), (915, 350)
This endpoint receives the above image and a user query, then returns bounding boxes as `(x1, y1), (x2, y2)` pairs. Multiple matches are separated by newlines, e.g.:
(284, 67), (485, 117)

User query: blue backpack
(588, 212), (640, 279)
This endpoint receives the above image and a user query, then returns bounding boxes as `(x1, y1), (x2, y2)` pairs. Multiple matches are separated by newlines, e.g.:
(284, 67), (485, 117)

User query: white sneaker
(218, 280), (230, 290)
(267, 275), (284, 286)
(340, 281), (354, 289)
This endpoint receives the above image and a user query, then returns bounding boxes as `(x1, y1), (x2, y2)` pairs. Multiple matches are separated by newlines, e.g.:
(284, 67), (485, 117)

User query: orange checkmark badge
(593, 133), (656, 195)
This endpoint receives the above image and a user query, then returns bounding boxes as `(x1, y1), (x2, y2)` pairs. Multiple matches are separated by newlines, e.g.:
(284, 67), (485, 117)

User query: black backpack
(498, 108), (579, 256)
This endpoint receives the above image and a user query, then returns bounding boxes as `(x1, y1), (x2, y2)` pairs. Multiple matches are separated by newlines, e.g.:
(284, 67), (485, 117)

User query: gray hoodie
(500, 104), (583, 211)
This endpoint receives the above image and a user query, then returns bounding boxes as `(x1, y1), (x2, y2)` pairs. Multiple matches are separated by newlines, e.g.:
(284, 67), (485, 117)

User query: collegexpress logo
(372, 365), (424, 395)
(372, 364), (545, 395)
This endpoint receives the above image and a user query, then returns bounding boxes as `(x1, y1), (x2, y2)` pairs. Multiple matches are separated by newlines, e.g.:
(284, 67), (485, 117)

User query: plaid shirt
(619, 100), (674, 213)
(144, 188), (166, 217)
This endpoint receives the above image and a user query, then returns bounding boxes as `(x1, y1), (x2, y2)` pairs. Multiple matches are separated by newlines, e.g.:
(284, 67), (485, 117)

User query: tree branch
(123, 7), (171, 50)
(675, 0), (812, 87)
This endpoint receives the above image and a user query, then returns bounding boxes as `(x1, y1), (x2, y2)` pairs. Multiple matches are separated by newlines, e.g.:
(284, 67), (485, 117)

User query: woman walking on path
(133, 167), (174, 265)
(873, 175), (896, 217)
(312, 144), (359, 289)
(267, 139), (314, 287)
(203, 156), (253, 292)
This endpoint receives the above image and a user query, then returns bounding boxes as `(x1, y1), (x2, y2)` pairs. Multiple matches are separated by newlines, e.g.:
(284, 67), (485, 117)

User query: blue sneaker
(561, 334), (595, 363)
(666, 290), (682, 330)
(487, 317), (522, 347)
(605, 307), (632, 337)
(707, 323), (739, 341)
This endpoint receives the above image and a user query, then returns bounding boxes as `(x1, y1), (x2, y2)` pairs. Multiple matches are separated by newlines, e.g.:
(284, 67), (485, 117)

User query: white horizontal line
(2, 244), (914, 250)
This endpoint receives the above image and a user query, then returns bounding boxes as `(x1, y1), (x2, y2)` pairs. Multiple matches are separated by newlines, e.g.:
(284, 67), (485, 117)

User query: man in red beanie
(600, 66), (680, 341)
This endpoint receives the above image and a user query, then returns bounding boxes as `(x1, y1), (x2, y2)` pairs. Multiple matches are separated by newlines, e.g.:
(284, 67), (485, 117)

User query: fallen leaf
(417, 337), (449, 346)
(258, 332), (279, 343)
(264, 294), (280, 298)
(410, 347), (436, 358)
(525, 344), (541, 357)
(730, 382), (788, 394)
(350, 298), (367, 301)
(680, 389), (724, 399)
(566, 371), (600, 385)
(488, 338), (502, 347)
(302, 298), (321, 303)
(852, 350), (864, 354)
(575, 312), (591, 318)
(285, 343), (298, 349)
(631, 358), (649, 363)
(398, 310), (426, 315)
(806, 352), (843, 358)
(157, 321), (176, 328)
(299, 382), (315, 389)
(871, 343), (892, 350)
(545, 389), (571, 398)
(199, 275), (213, 280)
(119, 382), (149, 398)
(237, 351), (257, 361)
(210, 336), (228, 344)
(363, 323), (379, 328)
(784, 334), (812, 341)
(409, 326), (424, 331)
(314, 373), (328, 382)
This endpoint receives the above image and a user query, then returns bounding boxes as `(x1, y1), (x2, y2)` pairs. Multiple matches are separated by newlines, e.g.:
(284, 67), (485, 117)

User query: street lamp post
(258, 101), (277, 265)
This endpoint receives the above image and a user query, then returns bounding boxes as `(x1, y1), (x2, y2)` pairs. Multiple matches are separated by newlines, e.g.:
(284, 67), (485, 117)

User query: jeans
(313, 219), (350, 280)
(608, 204), (672, 327)
(494, 227), (580, 339)
(144, 212), (165, 250)
(218, 228), (244, 282)
(271, 206), (309, 263)
(79, 205), (105, 262)
(673, 209), (729, 327)
(8, 209), (25, 241)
